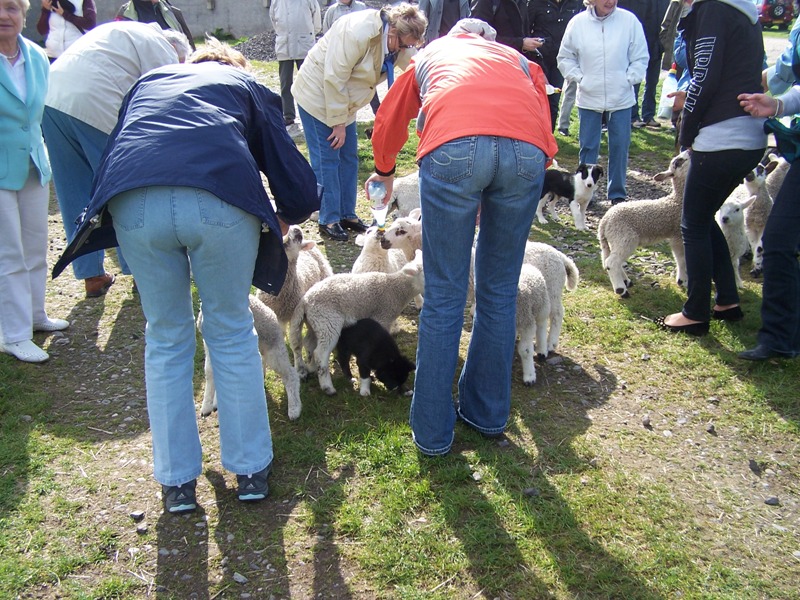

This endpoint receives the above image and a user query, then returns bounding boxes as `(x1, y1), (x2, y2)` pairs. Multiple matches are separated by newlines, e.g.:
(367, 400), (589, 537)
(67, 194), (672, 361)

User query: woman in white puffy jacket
(557, 0), (648, 203)
(36, 0), (95, 60)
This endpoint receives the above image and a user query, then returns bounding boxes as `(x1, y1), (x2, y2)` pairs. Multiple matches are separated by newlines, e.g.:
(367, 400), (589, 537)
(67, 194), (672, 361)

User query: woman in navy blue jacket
(54, 40), (319, 514)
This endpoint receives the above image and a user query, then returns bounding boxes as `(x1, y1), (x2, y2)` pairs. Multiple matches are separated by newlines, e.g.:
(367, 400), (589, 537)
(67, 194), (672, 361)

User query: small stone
(523, 487), (540, 497)
(136, 524), (148, 534)
(472, 471), (482, 482)
(130, 510), (145, 522)
(707, 396), (720, 405)
(663, 430), (673, 438)
(20, 415), (32, 422)
(642, 414), (651, 428)
(641, 353), (651, 361)
(158, 548), (170, 556)
(764, 496), (780, 506)
(496, 439), (510, 448)
(792, 550), (800, 559)
(233, 572), (248, 584)
(706, 423), (716, 434)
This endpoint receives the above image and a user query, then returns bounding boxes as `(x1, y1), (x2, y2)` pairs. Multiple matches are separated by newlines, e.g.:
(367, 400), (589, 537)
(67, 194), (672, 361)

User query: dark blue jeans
(757, 161), (800, 356)
(681, 148), (764, 321)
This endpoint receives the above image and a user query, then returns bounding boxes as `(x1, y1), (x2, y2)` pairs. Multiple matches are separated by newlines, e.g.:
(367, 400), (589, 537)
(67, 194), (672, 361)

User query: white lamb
(515, 263), (551, 385)
(522, 242), (580, 354)
(388, 171), (421, 218)
(289, 251), (424, 396)
(379, 208), (423, 308)
(255, 225), (333, 331)
(716, 194), (757, 289)
(198, 294), (302, 420)
(351, 225), (407, 274)
(597, 150), (691, 297)
(742, 158), (779, 277)
(764, 153), (789, 204)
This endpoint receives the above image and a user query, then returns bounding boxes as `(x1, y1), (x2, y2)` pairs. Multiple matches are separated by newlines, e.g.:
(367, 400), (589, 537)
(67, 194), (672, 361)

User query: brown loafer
(85, 273), (115, 298)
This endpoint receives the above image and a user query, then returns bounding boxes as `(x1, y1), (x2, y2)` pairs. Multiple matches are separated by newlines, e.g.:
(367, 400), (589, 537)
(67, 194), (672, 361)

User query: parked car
(759, 0), (794, 30)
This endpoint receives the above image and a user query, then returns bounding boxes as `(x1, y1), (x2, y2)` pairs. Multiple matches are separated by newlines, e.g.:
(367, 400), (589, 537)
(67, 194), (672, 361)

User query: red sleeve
(37, 9), (50, 36)
(64, 0), (97, 31)
(371, 67), (422, 175)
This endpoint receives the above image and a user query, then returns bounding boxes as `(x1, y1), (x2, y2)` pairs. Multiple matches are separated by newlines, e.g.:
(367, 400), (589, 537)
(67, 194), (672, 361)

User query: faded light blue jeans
(578, 106), (632, 201)
(411, 136), (546, 456)
(108, 186), (273, 486)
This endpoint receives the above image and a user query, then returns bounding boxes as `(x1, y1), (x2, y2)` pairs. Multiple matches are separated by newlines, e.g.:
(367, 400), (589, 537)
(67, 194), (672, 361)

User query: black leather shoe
(738, 344), (782, 361)
(610, 198), (626, 205)
(656, 315), (710, 337)
(319, 222), (348, 241)
(712, 306), (744, 321)
(340, 217), (369, 234)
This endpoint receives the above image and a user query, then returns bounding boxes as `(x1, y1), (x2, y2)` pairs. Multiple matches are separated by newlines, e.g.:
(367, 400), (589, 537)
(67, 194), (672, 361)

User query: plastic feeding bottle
(658, 67), (679, 120)
(367, 181), (389, 229)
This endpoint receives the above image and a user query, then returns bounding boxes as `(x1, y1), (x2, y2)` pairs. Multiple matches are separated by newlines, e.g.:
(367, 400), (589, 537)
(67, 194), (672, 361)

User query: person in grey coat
(419, 0), (470, 42)
(269, 0), (321, 126)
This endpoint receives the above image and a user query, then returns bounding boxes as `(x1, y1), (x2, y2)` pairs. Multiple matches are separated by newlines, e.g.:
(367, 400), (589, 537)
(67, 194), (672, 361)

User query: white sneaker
(33, 318), (70, 332)
(1, 340), (49, 363)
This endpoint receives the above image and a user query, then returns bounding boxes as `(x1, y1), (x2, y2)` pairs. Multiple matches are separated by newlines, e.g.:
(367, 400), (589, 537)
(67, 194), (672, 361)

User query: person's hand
(42, 0), (52, 9)
(522, 37), (544, 52)
(328, 124), (346, 150)
(668, 90), (686, 111)
(761, 68), (769, 93)
(738, 92), (778, 117)
(364, 173), (394, 202)
(277, 217), (290, 236)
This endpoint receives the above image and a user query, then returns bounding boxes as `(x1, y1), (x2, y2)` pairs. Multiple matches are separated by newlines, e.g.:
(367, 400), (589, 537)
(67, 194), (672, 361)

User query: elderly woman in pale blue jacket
(557, 0), (648, 204)
(0, 0), (69, 363)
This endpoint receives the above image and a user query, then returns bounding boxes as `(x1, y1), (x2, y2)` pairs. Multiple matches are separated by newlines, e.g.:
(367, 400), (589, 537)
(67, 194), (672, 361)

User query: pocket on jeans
(513, 140), (545, 181)
(111, 188), (146, 232)
(197, 188), (245, 228)
(427, 137), (476, 183)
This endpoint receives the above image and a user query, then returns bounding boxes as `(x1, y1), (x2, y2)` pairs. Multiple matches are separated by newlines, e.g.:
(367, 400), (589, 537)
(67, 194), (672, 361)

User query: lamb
(380, 208), (422, 262)
(764, 153), (789, 203)
(515, 263), (551, 385)
(742, 158), (779, 277)
(289, 251), (424, 396)
(387, 170), (420, 218)
(597, 150), (691, 297)
(716, 194), (757, 289)
(255, 225), (333, 330)
(198, 295), (302, 420)
(351, 225), (407, 275)
(522, 242), (580, 354)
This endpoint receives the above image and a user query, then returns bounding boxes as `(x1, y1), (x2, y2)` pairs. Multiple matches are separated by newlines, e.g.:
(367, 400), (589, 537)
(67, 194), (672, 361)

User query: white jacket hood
(693, 0), (759, 24)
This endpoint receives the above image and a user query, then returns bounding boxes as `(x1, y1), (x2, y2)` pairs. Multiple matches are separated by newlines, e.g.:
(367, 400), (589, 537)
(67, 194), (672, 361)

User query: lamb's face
(380, 218), (420, 251)
(283, 225), (305, 260)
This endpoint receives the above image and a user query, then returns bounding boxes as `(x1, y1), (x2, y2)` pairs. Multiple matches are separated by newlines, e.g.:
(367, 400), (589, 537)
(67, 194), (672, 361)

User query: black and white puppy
(571, 163), (604, 231)
(536, 163), (604, 231)
(336, 319), (415, 397)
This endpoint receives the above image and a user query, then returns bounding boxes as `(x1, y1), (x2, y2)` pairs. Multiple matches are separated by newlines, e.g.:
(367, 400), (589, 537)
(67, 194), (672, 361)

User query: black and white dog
(336, 319), (415, 397)
(536, 163), (604, 231)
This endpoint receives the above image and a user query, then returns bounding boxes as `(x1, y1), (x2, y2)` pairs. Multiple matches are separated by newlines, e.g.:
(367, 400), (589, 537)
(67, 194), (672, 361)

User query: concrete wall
(24, 0), (328, 44)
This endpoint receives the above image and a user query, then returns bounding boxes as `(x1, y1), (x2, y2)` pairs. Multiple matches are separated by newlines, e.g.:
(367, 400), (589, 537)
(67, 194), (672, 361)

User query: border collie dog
(536, 163), (604, 231)
(336, 318), (415, 397)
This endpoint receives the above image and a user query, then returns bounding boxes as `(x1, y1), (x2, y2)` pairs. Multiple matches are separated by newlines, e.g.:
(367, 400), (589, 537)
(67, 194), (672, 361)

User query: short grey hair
(160, 30), (191, 62)
(17, 0), (31, 13)
(448, 18), (497, 41)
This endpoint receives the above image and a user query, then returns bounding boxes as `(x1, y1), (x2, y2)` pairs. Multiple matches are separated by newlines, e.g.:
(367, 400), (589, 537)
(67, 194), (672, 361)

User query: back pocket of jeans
(197, 189), (245, 228)
(427, 137), (476, 183)
(513, 140), (545, 181)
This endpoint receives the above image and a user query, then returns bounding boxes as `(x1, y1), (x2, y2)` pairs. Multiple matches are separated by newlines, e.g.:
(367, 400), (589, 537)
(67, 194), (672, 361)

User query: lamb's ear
(409, 208), (422, 221)
(653, 170), (673, 182)
(354, 234), (366, 247)
(551, 158), (560, 170)
(301, 241), (317, 251)
(403, 249), (423, 273)
(741, 194), (757, 210)
(764, 158), (780, 175)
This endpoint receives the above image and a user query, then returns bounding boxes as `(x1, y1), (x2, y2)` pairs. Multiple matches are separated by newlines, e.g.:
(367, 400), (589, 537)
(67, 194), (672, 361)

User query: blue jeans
(410, 136), (546, 456)
(578, 107), (632, 201)
(632, 53), (662, 123)
(108, 186), (273, 486)
(680, 149), (764, 321)
(757, 161), (800, 356)
(297, 105), (358, 226)
(42, 107), (130, 280)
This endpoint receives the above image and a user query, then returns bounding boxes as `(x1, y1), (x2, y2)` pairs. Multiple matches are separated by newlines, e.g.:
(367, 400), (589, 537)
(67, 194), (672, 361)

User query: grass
(1, 54), (799, 599)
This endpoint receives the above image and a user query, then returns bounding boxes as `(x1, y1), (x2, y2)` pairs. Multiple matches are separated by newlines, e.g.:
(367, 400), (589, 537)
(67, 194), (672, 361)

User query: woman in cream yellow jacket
(292, 3), (426, 242)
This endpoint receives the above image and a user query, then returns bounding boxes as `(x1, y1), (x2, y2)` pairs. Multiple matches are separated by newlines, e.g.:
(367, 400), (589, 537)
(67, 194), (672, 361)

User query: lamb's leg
(547, 300), (565, 354)
(200, 340), (217, 416)
(313, 335), (338, 396)
(534, 311), (549, 360)
(732, 255), (743, 289)
(751, 236), (764, 277)
(288, 308), (310, 379)
(670, 239), (688, 288)
(262, 341), (302, 421)
(517, 329), (536, 386)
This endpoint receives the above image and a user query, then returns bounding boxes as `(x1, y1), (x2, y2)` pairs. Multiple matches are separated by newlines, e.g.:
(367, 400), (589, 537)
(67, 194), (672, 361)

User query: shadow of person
(155, 506), (209, 599)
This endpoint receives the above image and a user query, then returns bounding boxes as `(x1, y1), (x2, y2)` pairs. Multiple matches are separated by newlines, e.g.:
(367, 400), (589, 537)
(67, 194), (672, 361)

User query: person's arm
(311, 0), (322, 35)
(626, 14), (650, 86)
(37, 1), (51, 36)
(556, 19), (582, 83)
(765, 19), (800, 95)
(370, 66), (422, 177)
(250, 83), (321, 224)
(62, 0), (96, 32)
(321, 22), (375, 126)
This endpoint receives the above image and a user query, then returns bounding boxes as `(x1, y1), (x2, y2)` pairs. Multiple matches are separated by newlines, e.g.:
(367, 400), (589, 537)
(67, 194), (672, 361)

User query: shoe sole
(238, 492), (267, 502)
(167, 502), (197, 514)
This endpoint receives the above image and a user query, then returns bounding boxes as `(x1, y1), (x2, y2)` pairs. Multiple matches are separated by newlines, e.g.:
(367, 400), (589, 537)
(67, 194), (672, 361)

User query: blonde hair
(17, 0), (31, 12)
(384, 3), (428, 44)
(188, 37), (249, 70)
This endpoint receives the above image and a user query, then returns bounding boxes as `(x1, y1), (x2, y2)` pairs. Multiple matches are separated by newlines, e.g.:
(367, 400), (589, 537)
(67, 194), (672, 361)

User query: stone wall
(23, 0), (329, 44)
